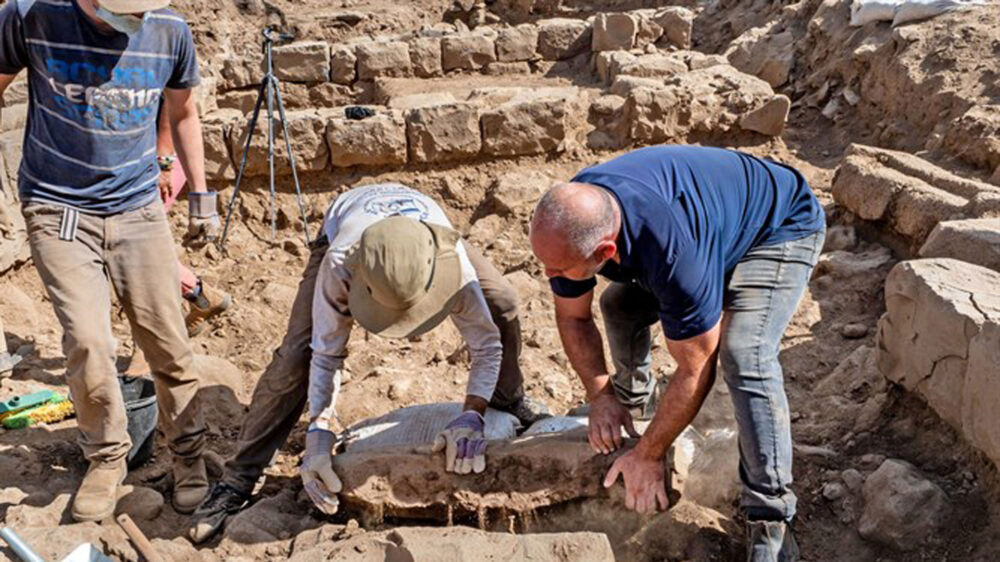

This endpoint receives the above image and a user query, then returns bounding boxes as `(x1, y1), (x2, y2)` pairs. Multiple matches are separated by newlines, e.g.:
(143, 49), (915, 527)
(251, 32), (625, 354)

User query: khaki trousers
(23, 201), (205, 464)
(223, 237), (524, 493)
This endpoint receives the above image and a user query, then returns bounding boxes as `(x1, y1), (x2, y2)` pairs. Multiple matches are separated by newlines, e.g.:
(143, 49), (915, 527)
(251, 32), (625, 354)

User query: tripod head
(261, 26), (295, 46)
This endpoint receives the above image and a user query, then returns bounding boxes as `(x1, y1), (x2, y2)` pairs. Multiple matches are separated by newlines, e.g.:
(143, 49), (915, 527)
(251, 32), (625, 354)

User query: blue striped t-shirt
(0, 0), (200, 214)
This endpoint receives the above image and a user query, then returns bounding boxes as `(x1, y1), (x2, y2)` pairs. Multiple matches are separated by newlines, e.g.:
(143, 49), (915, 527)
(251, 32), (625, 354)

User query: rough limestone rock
(326, 109), (407, 167)
(0, 128), (23, 185)
(201, 110), (240, 181)
(877, 259), (1000, 469)
(356, 41), (411, 80)
(725, 23), (795, 88)
(291, 527), (616, 562)
(1, 103), (27, 131)
(615, 53), (688, 80)
(224, 488), (320, 544)
(832, 144), (997, 250)
(19, 522), (107, 562)
(481, 93), (571, 157)
(592, 13), (637, 52)
(485, 61), (532, 75)
(6, 493), (72, 528)
(496, 24), (539, 61)
(739, 94), (791, 136)
(537, 18), (592, 60)
(944, 105), (1000, 173)
(389, 92), (457, 111)
(859, 459), (949, 550)
(330, 44), (358, 85)
(596, 51), (638, 84)
(229, 110), (329, 176)
(654, 6), (694, 48)
(920, 219), (1000, 271)
(623, 65), (777, 145)
(409, 36), (443, 78)
(441, 33), (497, 71)
(610, 76), (664, 97)
(332, 430), (641, 520)
(116, 485), (165, 521)
(405, 102), (482, 163)
(272, 41), (331, 83)
(0, 147), (28, 275)
(487, 170), (550, 216)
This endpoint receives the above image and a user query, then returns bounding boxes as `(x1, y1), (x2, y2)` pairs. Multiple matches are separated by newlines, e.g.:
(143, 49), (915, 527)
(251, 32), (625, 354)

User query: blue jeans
(600, 228), (825, 522)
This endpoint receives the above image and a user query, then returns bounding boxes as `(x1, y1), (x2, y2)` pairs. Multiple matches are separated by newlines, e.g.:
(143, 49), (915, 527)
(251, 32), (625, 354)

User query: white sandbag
(850, 0), (900, 26)
(524, 415), (589, 435)
(343, 402), (521, 453)
(892, 0), (985, 26)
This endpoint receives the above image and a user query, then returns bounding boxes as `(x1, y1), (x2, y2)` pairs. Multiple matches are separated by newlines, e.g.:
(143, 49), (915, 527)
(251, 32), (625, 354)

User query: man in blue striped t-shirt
(0, 0), (215, 522)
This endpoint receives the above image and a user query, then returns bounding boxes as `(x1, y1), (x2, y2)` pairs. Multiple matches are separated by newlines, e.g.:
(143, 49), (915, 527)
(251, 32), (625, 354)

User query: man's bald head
(530, 182), (620, 280)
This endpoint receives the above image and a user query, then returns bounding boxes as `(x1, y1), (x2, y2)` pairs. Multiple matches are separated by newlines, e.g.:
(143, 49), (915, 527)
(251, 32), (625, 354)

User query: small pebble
(823, 482), (846, 501)
(841, 468), (864, 492)
(841, 323), (868, 339)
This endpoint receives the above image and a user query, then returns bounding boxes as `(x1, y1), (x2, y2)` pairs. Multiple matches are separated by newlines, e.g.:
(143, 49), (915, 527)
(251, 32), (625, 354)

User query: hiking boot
(72, 459), (127, 522)
(0, 351), (22, 376)
(746, 520), (800, 562)
(173, 456), (210, 514)
(185, 282), (232, 337)
(123, 345), (150, 377)
(503, 395), (552, 427)
(188, 482), (251, 544)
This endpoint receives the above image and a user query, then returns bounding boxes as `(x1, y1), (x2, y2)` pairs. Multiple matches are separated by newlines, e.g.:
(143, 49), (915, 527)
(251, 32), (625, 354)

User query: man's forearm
(170, 109), (208, 193)
(157, 102), (174, 156)
(555, 314), (613, 399)
(636, 363), (715, 460)
(463, 395), (488, 415)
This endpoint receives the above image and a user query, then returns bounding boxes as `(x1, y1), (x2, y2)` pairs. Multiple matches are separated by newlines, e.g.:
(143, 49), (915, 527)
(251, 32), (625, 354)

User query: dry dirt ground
(2, 1), (1000, 561)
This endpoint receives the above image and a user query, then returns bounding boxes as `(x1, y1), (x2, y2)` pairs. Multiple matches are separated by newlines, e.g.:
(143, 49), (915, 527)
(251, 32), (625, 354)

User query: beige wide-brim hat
(347, 218), (462, 339)
(100, 0), (169, 13)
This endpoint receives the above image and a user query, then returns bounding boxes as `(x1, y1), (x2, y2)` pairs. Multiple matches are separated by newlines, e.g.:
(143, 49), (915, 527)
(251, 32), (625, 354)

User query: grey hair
(532, 182), (616, 258)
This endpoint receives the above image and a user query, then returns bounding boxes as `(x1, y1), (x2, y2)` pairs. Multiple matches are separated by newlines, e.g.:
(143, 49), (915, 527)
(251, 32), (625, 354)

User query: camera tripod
(219, 26), (311, 248)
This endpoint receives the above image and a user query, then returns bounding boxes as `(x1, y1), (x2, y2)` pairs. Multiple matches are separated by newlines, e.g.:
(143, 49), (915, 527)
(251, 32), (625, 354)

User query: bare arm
(634, 320), (721, 460)
(0, 73), (17, 101)
(553, 291), (613, 399)
(162, 88), (207, 194)
(156, 101), (175, 156)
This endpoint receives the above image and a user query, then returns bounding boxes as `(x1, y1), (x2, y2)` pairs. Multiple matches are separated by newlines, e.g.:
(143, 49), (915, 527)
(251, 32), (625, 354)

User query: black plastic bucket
(119, 375), (157, 469)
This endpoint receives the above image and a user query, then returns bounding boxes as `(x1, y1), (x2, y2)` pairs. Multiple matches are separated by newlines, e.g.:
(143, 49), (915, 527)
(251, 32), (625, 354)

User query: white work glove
(432, 410), (487, 474)
(187, 191), (221, 243)
(300, 429), (342, 515)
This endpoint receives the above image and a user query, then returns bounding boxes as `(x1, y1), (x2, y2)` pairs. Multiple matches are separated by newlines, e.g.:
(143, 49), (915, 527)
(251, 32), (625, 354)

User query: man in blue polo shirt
(530, 145), (825, 561)
(0, 0), (218, 522)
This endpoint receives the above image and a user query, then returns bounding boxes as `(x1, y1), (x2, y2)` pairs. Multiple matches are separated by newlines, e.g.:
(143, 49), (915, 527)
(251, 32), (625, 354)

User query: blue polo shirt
(550, 146), (825, 341)
(0, 0), (200, 215)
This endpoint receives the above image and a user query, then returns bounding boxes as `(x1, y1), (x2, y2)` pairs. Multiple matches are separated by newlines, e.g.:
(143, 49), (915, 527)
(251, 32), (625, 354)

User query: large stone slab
(496, 24), (539, 62)
(331, 430), (652, 520)
(409, 36), (443, 78)
(537, 18), (592, 60)
(330, 45), (358, 85)
(481, 95), (569, 157)
(831, 145), (993, 250)
(201, 110), (240, 181)
(356, 41), (411, 80)
(877, 259), (1000, 469)
(653, 7), (695, 49)
(442, 33), (497, 71)
(859, 459), (949, 551)
(919, 219), (1000, 271)
(405, 101), (482, 163)
(272, 41), (331, 83)
(326, 108), (407, 167)
(592, 13), (637, 52)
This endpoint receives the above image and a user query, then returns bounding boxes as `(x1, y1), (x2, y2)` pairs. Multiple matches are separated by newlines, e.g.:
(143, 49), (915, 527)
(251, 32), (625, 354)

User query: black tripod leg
(273, 78), (311, 245)
(266, 76), (278, 243)
(219, 79), (268, 249)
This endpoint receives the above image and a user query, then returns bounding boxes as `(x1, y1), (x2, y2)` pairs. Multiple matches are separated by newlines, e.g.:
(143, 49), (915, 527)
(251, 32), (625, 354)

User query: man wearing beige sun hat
(189, 183), (550, 542)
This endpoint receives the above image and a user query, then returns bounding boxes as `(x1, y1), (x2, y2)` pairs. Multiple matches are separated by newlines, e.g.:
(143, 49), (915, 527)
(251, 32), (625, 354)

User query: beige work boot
(72, 459), (127, 522)
(173, 456), (209, 514)
(185, 283), (232, 337)
(124, 345), (150, 376)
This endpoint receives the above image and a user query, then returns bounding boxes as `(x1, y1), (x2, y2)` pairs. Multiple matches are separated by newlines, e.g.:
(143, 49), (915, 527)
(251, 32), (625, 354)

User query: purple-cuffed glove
(432, 410), (487, 474)
(300, 429), (342, 515)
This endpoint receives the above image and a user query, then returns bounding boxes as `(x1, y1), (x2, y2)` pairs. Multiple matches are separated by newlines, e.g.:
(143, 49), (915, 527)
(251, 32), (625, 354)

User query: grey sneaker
(746, 520), (799, 562)
(0, 352), (22, 376)
(188, 482), (250, 544)
(504, 395), (552, 427)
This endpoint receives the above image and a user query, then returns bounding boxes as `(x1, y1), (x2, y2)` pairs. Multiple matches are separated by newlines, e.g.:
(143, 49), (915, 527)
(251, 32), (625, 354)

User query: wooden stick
(116, 514), (165, 562)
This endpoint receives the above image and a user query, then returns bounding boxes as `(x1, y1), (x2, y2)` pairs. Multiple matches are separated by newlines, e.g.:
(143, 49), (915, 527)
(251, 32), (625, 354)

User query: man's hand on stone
(432, 410), (487, 474)
(187, 191), (221, 244)
(603, 447), (669, 515)
(300, 429), (342, 515)
(587, 390), (639, 454)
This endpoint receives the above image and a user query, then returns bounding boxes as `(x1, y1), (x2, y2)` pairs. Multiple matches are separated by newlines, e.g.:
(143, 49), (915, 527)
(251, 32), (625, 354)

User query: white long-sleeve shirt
(307, 183), (503, 423)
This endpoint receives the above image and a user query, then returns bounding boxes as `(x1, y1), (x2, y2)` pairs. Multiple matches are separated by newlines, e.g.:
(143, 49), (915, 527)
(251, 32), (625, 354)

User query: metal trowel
(1, 527), (113, 562)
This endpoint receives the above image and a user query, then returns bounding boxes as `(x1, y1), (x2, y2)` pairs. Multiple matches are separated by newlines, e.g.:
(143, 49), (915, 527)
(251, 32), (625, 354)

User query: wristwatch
(157, 154), (177, 171)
